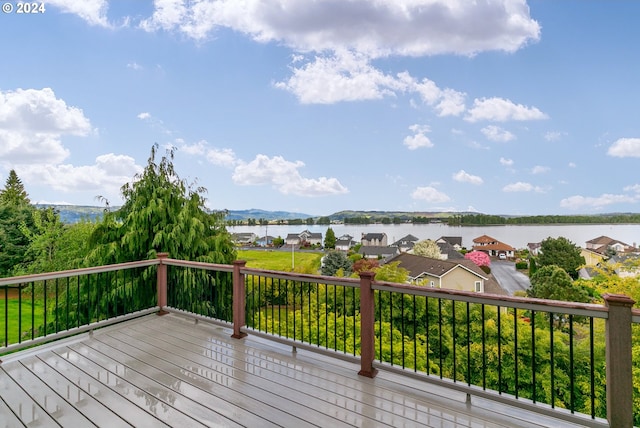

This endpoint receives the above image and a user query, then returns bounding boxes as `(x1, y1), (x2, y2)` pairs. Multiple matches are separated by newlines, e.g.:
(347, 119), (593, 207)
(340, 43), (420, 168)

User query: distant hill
(36, 205), (108, 223)
(224, 209), (314, 221)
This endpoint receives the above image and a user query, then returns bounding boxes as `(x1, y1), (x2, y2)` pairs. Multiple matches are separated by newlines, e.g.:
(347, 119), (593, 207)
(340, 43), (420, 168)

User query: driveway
(490, 260), (531, 295)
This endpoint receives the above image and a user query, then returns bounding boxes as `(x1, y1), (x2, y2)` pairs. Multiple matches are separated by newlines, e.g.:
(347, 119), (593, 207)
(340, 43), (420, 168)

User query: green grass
(0, 299), (45, 346)
(237, 249), (323, 273)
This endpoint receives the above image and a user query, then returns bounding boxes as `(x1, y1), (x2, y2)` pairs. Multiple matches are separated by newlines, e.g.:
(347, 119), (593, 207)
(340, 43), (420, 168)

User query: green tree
(321, 250), (352, 277)
(412, 239), (442, 259)
(16, 207), (65, 274)
(0, 170), (35, 276)
(373, 261), (408, 283)
(0, 170), (30, 206)
(56, 144), (237, 328)
(527, 265), (591, 303)
(324, 227), (336, 249)
(88, 144), (235, 265)
(537, 237), (585, 279)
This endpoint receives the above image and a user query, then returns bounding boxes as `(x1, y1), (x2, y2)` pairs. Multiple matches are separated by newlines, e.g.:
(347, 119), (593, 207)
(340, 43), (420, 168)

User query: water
(230, 223), (640, 250)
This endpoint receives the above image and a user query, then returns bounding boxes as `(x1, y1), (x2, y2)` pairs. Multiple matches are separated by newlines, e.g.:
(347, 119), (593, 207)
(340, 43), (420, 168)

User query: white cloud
(568, 162), (577, 168)
(127, 62), (143, 71)
(275, 52), (466, 110)
(141, 0), (540, 56)
(624, 184), (640, 193)
(137, 112), (151, 120)
(453, 170), (483, 185)
(544, 131), (566, 142)
(500, 157), (514, 167)
(607, 138), (640, 158)
(403, 124), (433, 150)
(207, 148), (237, 167)
(47, 0), (111, 27)
(481, 125), (515, 142)
(232, 154), (348, 196)
(560, 194), (638, 210)
(531, 165), (549, 174)
(19, 153), (142, 200)
(465, 97), (548, 122)
(0, 88), (92, 165)
(502, 181), (543, 193)
(411, 186), (451, 203)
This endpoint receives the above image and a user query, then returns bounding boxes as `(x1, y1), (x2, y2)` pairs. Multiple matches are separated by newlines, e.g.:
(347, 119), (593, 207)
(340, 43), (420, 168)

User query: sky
(1, 1), (640, 216)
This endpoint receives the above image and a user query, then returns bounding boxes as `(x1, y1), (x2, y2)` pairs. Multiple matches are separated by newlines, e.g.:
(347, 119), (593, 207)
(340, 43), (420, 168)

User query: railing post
(358, 271), (378, 378)
(156, 252), (169, 315)
(603, 293), (635, 428)
(232, 260), (248, 339)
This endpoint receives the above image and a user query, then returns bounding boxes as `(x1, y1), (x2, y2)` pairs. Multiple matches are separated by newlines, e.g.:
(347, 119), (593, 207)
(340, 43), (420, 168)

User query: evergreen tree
(0, 169), (30, 206)
(321, 250), (352, 277)
(324, 227), (336, 249)
(537, 236), (585, 279)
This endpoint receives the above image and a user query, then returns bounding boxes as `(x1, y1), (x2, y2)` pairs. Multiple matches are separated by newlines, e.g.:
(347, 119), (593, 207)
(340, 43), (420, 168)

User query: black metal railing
(374, 284), (608, 421)
(243, 270), (361, 357)
(0, 260), (159, 354)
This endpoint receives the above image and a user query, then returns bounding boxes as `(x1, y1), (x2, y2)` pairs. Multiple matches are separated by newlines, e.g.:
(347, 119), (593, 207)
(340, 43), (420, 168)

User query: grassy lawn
(0, 299), (45, 345)
(237, 249), (323, 273)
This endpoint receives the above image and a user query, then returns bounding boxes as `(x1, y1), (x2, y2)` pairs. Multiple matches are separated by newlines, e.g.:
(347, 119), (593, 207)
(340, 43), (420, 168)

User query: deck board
(0, 314), (595, 427)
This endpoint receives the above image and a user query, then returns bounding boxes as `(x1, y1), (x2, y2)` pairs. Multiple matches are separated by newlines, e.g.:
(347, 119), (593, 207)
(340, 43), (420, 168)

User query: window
(430, 281), (435, 288)
(475, 281), (482, 292)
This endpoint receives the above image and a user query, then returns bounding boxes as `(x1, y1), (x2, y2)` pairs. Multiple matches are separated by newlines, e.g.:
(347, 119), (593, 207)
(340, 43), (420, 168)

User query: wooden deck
(0, 314), (593, 427)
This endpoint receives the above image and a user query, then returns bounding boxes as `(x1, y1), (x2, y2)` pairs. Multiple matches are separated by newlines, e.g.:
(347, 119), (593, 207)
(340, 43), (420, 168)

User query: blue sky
(1, 1), (639, 216)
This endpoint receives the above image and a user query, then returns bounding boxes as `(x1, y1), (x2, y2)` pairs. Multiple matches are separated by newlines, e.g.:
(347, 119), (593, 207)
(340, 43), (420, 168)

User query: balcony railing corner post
(603, 293), (635, 428)
(232, 260), (248, 339)
(156, 252), (169, 315)
(358, 271), (378, 378)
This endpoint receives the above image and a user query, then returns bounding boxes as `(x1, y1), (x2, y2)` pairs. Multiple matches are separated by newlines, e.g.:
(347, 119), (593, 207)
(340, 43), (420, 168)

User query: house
(437, 241), (464, 260)
(390, 234), (419, 252)
(231, 232), (257, 246)
(527, 242), (542, 256)
(581, 248), (607, 267)
(472, 235), (516, 258)
(606, 253), (640, 278)
(285, 229), (323, 247)
(585, 236), (637, 256)
(335, 234), (356, 252)
(256, 235), (276, 247)
(436, 236), (463, 251)
(358, 245), (399, 259)
(385, 253), (489, 293)
(361, 233), (387, 247)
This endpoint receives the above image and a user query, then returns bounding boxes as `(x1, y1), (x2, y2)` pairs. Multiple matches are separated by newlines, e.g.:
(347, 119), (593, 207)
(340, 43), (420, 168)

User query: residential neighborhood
(232, 229), (640, 296)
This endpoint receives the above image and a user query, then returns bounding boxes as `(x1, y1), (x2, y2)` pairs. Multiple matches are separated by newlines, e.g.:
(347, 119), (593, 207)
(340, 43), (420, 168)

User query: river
(229, 223), (640, 250)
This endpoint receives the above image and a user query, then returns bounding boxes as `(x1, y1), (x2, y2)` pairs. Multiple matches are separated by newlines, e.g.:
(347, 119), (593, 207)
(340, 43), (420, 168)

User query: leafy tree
(352, 258), (379, 275)
(537, 237), (585, 279)
(321, 250), (352, 277)
(0, 170), (30, 206)
(16, 207), (65, 274)
(411, 239), (442, 259)
(88, 144), (235, 265)
(373, 261), (408, 283)
(55, 144), (237, 328)
(527, 265), (591, 303)
(324, 227), (336, 249)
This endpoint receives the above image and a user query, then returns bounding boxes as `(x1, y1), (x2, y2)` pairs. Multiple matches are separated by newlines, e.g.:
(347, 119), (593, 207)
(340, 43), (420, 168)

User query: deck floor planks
(0, 314), (597, 428)
(96, 328), (373, 427)
(37, 350), (171, 428)
(136, 316), (506, 427)
(124, 317), (465, 427)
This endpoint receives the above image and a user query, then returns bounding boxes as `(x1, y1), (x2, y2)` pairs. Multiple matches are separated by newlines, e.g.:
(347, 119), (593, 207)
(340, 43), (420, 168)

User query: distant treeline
(448, 213), (640, 225)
